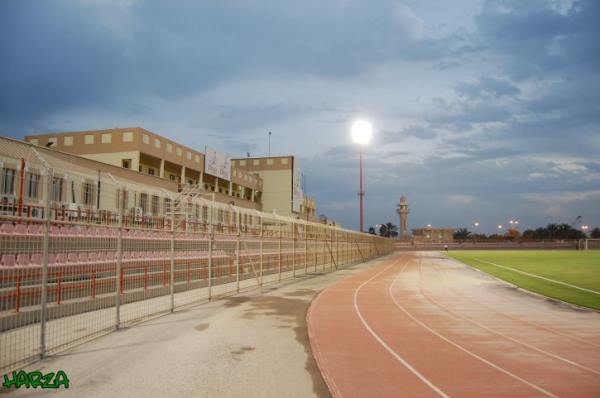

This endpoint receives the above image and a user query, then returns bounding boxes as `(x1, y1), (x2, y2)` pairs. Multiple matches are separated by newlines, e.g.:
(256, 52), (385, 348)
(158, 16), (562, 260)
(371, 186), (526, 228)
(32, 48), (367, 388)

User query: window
(116, 189), (128, 210)
(166, 143), (172, 152)
(176, 147), (182, 156)
(154, 138), (161, 148)
(52, 177), (63, 202)
(29, 138), (39, 146)
(101, 133), (112, 143)
(142, 134), (150, 144)
(281, 158), (289, 165)
(48, 137), (58, 146)
(140, 193), (148, 212)
(267, 159), (274, 165)
(122, 131), (133, 142)
(26, 173), (40, 199)
(1, 168), (15, 194)
(84, 135), (95, 144)
(151, 195), (160, 215)
(253, 159), (260, 166)
(163, 197), (171, 213)
(195, 155), (200, 163)
(122, 159), (131, 169)
(240, 160), (246, 166)
(187, 151), (192, 160)
(82, 182), (96, 206)
(148, 168), (155, 176)
(63, 136), (73, 146)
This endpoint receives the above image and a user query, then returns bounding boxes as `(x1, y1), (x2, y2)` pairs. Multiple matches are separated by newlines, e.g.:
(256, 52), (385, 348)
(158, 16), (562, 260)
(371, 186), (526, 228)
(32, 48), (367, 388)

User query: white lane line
(307, 290), (344, 398)
(389, 262), (560, 398)
(432, 263), (600, 349)
(353, 261), (451, 398)
(418, 262), (600, 377)
(472, 258), (600, 295)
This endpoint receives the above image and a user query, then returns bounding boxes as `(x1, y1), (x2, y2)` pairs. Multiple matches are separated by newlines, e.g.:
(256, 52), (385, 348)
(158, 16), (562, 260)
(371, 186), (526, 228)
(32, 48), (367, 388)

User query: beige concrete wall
(81, 151), (141, 171)
(256, 169), (293, 217)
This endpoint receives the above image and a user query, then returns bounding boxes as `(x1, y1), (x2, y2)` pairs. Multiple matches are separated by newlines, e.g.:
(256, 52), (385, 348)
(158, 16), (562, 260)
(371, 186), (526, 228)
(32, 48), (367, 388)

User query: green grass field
(447, 250), (600, 310)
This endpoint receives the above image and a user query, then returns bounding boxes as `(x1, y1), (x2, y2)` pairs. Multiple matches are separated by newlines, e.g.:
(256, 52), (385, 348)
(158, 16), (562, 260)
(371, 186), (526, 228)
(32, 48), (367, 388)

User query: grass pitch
(447, 250), (600, 310)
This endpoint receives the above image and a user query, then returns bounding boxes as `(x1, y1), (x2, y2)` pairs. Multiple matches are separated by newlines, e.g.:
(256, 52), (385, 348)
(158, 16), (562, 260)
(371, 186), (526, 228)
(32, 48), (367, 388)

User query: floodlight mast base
(359, 149), (365, 233)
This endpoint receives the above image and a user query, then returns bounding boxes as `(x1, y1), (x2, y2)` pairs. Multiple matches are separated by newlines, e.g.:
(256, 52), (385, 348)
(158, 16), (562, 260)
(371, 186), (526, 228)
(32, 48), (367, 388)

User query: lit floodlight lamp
(351, 120), (373, 145)
(498, 225), (503, 229)
(474, 222), (480, 227)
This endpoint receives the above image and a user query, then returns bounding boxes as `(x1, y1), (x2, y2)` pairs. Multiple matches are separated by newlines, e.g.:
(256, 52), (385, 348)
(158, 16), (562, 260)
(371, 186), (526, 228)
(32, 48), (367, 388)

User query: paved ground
(2, 255), (391, 397)
(309, 252), (600, 398)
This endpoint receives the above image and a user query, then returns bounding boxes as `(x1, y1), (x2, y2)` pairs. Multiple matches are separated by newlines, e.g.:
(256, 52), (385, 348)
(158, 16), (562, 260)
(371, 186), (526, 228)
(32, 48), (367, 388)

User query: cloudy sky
(1, 0), (599, 233)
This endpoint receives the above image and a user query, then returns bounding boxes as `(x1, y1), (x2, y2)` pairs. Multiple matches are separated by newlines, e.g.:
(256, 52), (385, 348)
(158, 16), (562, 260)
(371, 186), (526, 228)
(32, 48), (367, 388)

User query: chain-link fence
(0, 147), (393, 372)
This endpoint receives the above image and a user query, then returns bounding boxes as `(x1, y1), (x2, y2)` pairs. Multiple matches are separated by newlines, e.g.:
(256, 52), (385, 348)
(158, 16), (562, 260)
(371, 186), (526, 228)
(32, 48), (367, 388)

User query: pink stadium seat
(67, 252), (79, 263)
(16, 254), (31, 266)
(28, 224), (42, 235)
(48, 254), (57, 265)
(88, 252), (98, 262)
(14, 224), (28, 235)
(123, 252), (133, 260)
(56, 253), (68, 265)
(1, 254), (16, 267)
(0, 222), (14, 235)
(30, 253), (43, 266)
(78, 252), (89, 263)
(50, 225), (62, 236)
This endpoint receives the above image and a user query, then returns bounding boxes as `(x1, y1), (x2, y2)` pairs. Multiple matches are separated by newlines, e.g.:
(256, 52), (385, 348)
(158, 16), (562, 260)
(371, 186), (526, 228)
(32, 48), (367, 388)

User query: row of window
(232, 158), (290, 167)
(141, 133), (202, 163)
(1, 168), (97, 206)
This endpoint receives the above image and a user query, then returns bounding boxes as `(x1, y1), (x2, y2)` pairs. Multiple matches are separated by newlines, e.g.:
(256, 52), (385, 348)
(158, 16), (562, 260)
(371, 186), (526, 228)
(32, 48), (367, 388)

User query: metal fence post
(116, 188), (124, 326)
(236, 211), (240, 293)
(304, 224), (308, 275)
(207, 196), (214, 300)
(259, 215), (263, 287)
(292, 222), (296, 278)
(278, 219), (282, 282)
(169, 212), (175, 312)
(40, 167), (52, 358)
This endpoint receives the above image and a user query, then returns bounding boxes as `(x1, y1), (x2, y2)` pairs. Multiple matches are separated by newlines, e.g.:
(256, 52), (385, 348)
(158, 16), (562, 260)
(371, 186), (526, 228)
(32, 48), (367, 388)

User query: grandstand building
(24, 128), (263, 210)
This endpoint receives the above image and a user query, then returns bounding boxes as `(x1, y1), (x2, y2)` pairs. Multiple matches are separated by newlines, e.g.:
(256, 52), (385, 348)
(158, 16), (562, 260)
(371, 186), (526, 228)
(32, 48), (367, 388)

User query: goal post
(584, 239), (600, 250)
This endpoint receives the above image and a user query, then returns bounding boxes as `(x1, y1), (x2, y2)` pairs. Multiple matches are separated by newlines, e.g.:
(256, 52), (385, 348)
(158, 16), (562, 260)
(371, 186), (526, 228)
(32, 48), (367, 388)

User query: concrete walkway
(3, 255), (391, 397)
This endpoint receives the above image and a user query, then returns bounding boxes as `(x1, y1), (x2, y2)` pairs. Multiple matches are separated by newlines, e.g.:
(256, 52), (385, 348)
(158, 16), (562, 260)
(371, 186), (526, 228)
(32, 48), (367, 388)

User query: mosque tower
(396, 195), (410, 238)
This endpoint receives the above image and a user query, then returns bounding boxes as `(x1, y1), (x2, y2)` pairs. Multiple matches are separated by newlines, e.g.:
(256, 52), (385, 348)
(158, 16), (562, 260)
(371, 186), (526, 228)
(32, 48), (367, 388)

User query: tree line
(368, 222), (599, 240)
(453, 223), (599, 241)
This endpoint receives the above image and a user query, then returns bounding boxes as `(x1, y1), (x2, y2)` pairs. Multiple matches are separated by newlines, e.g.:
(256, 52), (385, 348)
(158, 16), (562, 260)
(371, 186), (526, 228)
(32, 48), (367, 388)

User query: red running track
(308, 252), (600, 398)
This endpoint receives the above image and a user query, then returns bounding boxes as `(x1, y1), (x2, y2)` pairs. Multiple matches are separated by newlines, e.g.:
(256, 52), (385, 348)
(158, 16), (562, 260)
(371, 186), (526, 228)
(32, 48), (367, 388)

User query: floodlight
(351, 120), (373, 145)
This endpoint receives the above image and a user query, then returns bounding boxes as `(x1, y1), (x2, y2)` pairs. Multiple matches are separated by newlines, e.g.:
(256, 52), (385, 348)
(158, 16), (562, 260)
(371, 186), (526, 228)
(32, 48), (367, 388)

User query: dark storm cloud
(0, 0), (453, 133)
(1, 0), (599, 231)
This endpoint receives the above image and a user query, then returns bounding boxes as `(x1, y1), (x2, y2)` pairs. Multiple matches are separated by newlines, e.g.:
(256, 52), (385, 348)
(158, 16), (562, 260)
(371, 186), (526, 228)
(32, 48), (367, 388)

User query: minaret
(396, 195), (410, 238)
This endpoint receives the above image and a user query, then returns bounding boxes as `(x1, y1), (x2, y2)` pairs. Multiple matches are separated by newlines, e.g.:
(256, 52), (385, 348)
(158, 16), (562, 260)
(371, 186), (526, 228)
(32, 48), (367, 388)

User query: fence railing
(1, 196), (392, 373)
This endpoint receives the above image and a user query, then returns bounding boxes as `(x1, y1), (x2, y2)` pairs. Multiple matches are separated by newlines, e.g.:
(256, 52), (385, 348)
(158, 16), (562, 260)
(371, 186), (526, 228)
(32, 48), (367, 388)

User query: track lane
(308, 252), (600, 398)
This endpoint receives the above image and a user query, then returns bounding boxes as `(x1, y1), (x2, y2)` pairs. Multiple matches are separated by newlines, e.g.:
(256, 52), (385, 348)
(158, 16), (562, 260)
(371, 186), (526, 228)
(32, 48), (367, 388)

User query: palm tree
(453, 228), (472, 240)
(378, 222), (398, 238)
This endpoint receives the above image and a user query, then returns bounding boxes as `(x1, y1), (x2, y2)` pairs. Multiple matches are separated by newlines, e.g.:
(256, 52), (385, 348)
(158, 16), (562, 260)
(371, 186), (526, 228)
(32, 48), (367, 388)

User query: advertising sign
(292, 158), (303, 213)
(204, 147), (231, 181)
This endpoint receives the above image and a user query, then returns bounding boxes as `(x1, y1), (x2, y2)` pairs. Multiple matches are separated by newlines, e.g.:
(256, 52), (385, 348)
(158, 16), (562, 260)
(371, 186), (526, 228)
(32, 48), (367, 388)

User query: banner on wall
(292, 158), (303, 213)
(204, 147), (231, 181)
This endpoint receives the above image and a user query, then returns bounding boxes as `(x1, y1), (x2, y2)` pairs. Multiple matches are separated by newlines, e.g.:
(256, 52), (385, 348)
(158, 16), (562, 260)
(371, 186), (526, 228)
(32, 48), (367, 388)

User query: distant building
(412, 227), (455, 242)
(232, 156), (317, 221)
